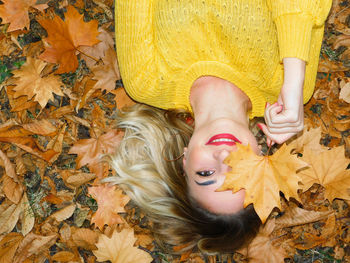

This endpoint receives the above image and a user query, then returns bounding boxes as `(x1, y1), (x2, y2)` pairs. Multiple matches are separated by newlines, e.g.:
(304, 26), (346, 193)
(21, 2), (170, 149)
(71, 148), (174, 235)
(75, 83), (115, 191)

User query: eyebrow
(195, 180), (216, 186)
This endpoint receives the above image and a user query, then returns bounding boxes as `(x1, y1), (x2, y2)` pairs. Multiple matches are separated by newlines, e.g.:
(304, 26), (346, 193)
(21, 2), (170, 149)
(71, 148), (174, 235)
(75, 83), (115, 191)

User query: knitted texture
(115, 0), (331, 118)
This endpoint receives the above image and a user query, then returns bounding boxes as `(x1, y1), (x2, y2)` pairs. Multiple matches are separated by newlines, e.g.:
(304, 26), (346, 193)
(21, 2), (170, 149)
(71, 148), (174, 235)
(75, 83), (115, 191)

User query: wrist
(283, 57), (306, 86)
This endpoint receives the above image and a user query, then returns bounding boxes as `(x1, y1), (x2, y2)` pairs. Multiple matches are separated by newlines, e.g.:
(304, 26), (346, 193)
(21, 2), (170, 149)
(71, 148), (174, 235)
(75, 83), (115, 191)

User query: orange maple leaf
(88, 185), (130, 230)
(38, 5), (100, 73)
(299, 146), (350, 201)
(0, 0), (48, 32)
(217, 144), (308, 223)
(11, 57), (64, 108)
(93, 227), (153, 263)
(68, 129), (123, 170)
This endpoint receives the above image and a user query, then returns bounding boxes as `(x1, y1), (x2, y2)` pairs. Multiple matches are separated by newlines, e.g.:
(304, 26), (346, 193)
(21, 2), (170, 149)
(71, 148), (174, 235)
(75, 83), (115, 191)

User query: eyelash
(196, 170), (215, 177)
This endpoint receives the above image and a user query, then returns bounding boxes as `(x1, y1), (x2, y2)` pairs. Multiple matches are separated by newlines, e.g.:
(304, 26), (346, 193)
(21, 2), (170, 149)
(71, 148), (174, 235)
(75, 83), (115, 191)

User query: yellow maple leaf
(217, 144), (308, 223)
(299, 146), (350, 201)
(88, 185), (130, 230)
(93, 227), (153, 263)
(0, 0), (48, 32)
(11, 57), (64, 108)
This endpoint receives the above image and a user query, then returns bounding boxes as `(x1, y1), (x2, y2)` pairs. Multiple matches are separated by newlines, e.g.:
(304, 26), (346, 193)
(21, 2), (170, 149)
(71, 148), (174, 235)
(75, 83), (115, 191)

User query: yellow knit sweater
(115, 0), (331, 118)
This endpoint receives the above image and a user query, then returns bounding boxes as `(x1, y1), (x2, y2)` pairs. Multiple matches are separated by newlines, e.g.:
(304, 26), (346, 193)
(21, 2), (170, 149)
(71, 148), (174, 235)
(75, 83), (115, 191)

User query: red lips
(206, 133), (241, 146)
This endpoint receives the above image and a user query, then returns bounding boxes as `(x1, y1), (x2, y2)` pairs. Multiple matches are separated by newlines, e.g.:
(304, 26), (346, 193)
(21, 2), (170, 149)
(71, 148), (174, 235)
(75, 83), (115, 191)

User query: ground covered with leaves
(0, 0), (349, 262)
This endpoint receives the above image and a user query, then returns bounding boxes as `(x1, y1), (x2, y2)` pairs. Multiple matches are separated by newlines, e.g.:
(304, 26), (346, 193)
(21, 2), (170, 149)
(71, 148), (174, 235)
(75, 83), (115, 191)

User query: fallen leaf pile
(0, 0), (349, 262)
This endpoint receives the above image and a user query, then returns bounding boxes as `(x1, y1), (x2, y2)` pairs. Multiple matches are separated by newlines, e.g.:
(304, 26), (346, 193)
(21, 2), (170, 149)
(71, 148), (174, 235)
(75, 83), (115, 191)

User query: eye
(196, 170), (215, 177)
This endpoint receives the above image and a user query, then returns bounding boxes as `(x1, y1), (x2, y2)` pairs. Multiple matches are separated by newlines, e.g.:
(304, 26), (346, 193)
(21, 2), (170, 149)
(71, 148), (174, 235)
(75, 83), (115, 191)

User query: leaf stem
(76, 47), (100, 63)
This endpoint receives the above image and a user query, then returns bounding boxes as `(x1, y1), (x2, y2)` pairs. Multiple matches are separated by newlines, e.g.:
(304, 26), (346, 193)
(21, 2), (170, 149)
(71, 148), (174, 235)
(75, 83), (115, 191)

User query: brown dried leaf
(71, 227), (98, 250)
(0, 232), (24, 263)
(50, 203), (76, 222)
(19, 193), (34, 236)
(93, 228), (153, 263)
(0, 0), (48, 32)
(299, 146), (350, 201)
(275, 205), (333, 229)
(68, 129), (123, 169)
(91, 47), (120, 92)
(339, 82), (350, 103)
(88, 185), (130, 230)
(79, 28), (114, 67)
(244, 219), (287, 263)
(0, 149), (23, 204)
(51, 251), (76, 262)
(110, 88), (136, 110)
(12, 57), (64, 108)
(13, 233), (57, 262)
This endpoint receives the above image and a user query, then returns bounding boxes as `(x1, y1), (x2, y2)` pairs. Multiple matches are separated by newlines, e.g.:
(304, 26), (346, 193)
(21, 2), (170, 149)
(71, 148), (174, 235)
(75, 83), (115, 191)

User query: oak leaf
(217, 144), (308, 223)
(88, 185), (130, 230)
(299, 146), (350, 201)
(39, 5), (100, 73)
(0, 0), (48, 32)
(12, 57), (64, 108)
(93, 227), (153, 263)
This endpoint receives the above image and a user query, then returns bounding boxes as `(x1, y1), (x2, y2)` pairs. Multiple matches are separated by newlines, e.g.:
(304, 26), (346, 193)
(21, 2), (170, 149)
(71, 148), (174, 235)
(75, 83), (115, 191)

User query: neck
(190, 76), (251, 130)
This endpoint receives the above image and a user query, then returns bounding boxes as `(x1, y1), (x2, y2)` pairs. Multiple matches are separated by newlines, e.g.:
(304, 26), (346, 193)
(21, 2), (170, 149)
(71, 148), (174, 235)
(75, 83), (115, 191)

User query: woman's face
(183, 118), (260, 214)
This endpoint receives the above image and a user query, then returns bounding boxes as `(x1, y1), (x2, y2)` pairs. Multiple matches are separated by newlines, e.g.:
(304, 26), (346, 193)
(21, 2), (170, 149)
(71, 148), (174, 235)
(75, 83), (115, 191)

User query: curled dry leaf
(19, 193), (35, 236)
(93, 228), (153, 263)
(299, 146), (350, 201)
(0, 197), (24, 235)
(12, 57), (64, 108)
(50, 203), (76, 222)
(0, 0), (48, 32)
(88, 185), (130, 230)
(217, 144), (308, 223)
(51, 251), (76, 262)
(39, 5), (100, 73)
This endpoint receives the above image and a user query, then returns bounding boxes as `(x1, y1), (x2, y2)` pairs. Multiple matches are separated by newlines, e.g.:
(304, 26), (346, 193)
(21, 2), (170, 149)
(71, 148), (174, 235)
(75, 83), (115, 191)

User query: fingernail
(257, 123), (263, 131)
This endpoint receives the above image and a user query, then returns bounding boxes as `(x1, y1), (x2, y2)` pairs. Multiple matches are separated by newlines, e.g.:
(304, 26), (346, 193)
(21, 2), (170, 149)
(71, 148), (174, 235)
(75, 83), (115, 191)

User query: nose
(213, 148), (231, 162)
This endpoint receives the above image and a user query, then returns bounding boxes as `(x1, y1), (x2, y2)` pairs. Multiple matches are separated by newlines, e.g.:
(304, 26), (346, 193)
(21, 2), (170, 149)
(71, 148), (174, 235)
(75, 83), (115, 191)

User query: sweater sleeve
(266, 0), (332, 62)
(115, 1), (159, 104)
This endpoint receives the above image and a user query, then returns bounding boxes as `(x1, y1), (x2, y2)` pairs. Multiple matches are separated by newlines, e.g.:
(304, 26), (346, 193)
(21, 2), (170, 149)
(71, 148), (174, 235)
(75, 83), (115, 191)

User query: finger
(266, 125), (304, 134)
(258, 123), (297, 144)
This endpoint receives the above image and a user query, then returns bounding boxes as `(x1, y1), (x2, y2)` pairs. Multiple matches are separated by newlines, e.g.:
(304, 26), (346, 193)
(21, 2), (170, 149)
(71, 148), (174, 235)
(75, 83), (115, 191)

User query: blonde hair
(104, 104), (261, 254)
